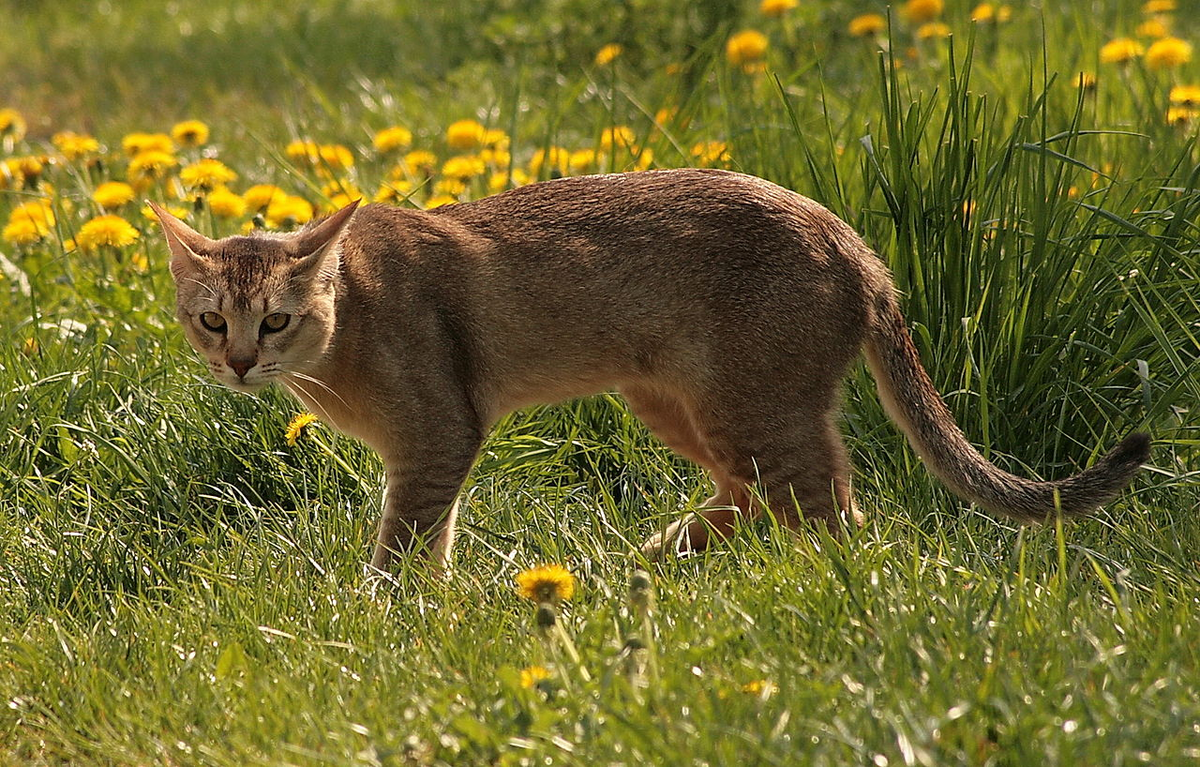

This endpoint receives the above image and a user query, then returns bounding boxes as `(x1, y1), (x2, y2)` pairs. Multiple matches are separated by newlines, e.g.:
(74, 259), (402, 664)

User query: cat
(150, 168), (1150, 572)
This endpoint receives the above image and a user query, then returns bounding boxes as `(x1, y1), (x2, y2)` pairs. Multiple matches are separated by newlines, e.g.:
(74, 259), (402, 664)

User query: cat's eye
(261, 313), (291, 334)
(199, 312), (226, 333)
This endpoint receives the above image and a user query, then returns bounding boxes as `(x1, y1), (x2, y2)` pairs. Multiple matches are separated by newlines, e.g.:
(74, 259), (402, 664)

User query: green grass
(2, 1), (1199, 764)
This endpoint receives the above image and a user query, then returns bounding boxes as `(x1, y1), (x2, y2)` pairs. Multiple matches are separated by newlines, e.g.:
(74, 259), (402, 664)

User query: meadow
(1, 0), (1199, 763)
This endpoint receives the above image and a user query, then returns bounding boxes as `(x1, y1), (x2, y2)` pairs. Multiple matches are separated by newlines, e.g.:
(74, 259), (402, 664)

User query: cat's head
(150, 200), (358, 393)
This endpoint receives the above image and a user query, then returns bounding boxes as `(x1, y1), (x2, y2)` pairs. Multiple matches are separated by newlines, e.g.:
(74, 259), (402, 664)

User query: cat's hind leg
(622, 385), (755, 558)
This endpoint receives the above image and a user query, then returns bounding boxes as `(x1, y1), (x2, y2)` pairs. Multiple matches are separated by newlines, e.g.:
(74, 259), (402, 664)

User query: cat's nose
(228, 356), (256, 379)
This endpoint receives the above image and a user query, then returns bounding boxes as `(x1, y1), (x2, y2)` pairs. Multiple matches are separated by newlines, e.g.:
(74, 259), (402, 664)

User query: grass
(2, 0), (1199, 764)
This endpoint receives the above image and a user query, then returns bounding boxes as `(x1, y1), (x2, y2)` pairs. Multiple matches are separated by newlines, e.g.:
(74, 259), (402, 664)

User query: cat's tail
(862, 286), (1149, 522)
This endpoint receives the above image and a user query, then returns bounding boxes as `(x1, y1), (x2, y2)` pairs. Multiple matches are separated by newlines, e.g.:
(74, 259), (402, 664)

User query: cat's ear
(290, 199), (359, 280)
(147, 201), (215, 279)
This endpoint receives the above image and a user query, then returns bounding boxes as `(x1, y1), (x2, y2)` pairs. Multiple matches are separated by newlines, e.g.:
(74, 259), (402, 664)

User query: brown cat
(150, 168), (1150, 571)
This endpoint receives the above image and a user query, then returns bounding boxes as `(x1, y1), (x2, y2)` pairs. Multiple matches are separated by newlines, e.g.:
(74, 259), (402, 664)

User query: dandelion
(424, 194), (458, 209)
(374, 179), (414, 203)
(528, 147), (571, 177)
(446, 119), (486, 151)
(180, 158), (237, 191)
(286, 140), (321, 164)
(1169, 85), (1200, 105)
(77, 215), (139, 250)
(265, 196), (314, 228)
(403, 149), (438, 176)
(848, 14), (886, 37)
(594, 43), (623, 66)
(171, 120), (210, 148)
(1145, 37), (1192, 69)
(441, 155), (487, 180)
(285, 412), (318, 446)
(1075, 71), (1098, 91)
(121, 132), (174, 156)
(599, 126), (637, 152)
(569, 149), (597, 173)
(971, 3), (995, 21)
(10, 200), (55, 228)
(480, 146), (511, 168)
(1136, 18), (1168, 38)
(482, 129), (509, 149)
(21, 337), (38, 356)
(243, 184), (285, 211)
(93, 181), (136, 209)
(433, 178), (467, 197)
(1167, 106), (1198, 125)
(1099, 38), (1144, 64)
(725, 30), (769, 66)
(917, 22), (951, 39)
(516, 564), (575, 605)
(318, 144), (354, 171)
(1142, 0), (1175, 12)
(128, 150), (178, 184)
(519, 666), (552, 689)
(52, 131), (100, 161)
(0, 108), (26, 140)
(903, 0), (943, 24)
(208, 187), (247, 218)
(373, 126), (413, 153)
(6, 156), (45, 185)
(2, 218), (46, 245)
(760, 0), (797, 16)
(691, 140), (730, 166)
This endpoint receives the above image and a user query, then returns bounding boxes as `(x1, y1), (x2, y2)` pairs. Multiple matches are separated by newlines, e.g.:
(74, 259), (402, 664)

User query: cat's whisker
(283, 375), (340, 428)
(284, 369), (350, 410)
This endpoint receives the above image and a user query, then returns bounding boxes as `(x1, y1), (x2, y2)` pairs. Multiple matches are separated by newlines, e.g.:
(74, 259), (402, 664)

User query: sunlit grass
(1, 1), (1198, 764)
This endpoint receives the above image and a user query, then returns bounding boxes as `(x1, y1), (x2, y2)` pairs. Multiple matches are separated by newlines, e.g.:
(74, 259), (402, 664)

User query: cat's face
(150, 201), (358, 393)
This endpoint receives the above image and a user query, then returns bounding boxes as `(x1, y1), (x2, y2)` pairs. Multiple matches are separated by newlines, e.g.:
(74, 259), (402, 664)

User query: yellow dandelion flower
(594, 43), (623, 66)
(760, 0), (797, 16)
(128, 150), (178, 183)
(424, 194), (459, 209)
(93, 181), (136, 209)
(10, 199), (55, 228)
(433, 178), (467, 197)
(600, 125), (637, 152)
(1145, 37), (1192, 69)
(208, 187), (248, 218)
(529, 146), (571, 176)
(569, 149), (597, 173)
(741, 679), (774, 695)
(691, 140), (731, 166)
(320, 180), (361, 200)
(77, 215), (139, 250)
(487, 168), (529, 193)
(373, 126), (413, 153)
(52, 131), (100, 161)
(520, 666), (552, 689)
(515, 564), (575, 604)
(318, 144), (354, 170)
(2, 218), (47, 246)
(265, 196), (314, 228)
(404, 149), (438, 176)
(285, 412), (318, 446)
(1136, 18), (1168, 38)
(632, 148), (655, 171)
(917, 22), (952, 39)
(6, 156), (45, 182)
(1099, 38), (1145, 64)
(1169, 84), (1200, 105)
(725, 30), (769, 66)
(374, 179), (414, 203)
(447, 119), (487, 151)
(849, 14), (886, 37)
(971, 3), (994, 21)
(903, 0), (943, 23)
(171, 120), (210, 148)
(0, 108), (27, 140)
(1142, 0), (1175, 12)
(480, 147), (511, 168)
(1075, 71), (1098, 91)
(130, 251), (149, 272)
(122, 132), (174, 156)
(1167, 105), (1198, 125)
(482, 129), (509, 149)
(243, 184), (286, 212)
(180, 159), (237, 191)
(286, 139), (321, 164)
(441, 155), (487, 179)
(22, 337), (38, 356)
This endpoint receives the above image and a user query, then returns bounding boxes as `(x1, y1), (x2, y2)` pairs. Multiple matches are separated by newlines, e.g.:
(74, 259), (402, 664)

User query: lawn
(1, 0), (1198, 764)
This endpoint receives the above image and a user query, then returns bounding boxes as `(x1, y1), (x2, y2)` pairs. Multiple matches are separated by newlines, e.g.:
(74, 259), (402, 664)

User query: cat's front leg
(372, 434), (481, 574)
